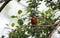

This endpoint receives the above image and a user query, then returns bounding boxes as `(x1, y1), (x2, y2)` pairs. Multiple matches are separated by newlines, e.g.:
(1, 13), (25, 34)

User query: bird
(31, 14), (37, 25)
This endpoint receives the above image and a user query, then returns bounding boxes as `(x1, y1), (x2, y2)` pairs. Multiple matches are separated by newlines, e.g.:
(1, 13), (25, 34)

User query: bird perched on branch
(31, 14), (37, 25)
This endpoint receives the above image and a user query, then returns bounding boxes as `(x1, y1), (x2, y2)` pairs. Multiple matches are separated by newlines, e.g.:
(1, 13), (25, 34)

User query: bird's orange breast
(31, 17), (37, 25)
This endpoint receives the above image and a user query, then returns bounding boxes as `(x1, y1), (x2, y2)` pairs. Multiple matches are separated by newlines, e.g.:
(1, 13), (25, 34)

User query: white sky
(0, 0), (60, 38)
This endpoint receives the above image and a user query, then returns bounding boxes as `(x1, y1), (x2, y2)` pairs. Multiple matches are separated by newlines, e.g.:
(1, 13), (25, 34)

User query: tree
(2, 0), (60, 38)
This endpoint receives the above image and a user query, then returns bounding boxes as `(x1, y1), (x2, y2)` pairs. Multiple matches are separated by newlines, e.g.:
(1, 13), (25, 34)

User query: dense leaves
(45, 0), (60, 10)
(40, 9), (55, 25)
(9, 26), (52, 38)
(26, 0), (41, 13)
(9, 27), (29, 38)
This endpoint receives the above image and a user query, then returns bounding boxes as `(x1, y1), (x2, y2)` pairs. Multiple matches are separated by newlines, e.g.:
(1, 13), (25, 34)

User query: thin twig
(20, 25), (53, 27)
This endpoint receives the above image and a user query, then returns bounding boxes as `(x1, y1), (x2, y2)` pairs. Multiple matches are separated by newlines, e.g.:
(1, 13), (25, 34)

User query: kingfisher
(31, 14), (37, 25)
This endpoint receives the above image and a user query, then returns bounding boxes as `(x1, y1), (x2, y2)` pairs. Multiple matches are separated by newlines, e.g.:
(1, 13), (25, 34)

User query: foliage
(7, 0), (59, 38)
(26, 0), (41, 13)
(45, 0), (60, 10)
(40, 9), (55, 25)
(9, 27), (29, 38)
(9, 26), (52, 38)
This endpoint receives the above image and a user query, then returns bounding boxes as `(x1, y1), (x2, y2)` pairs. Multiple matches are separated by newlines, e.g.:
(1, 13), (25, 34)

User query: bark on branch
(48, 22), (60, 38)
(0, 0), (11, 12)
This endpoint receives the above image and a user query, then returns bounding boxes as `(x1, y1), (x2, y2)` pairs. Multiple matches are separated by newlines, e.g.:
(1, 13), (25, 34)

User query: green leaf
(11, 23), (15, 27)
(6, 24), (9, 26)
(17, 0), (21, 2)
(28, 22), (31, 25)
(2, 36), (4, 38)
(30, 0), (32, 2)
(45, 9), (51, 14)
(26, 7), (32, 13)
(17, 19), (23, 25)
(18, 10), (22, 14)
(11, 16), (17, 18)
(27, 0), (32, 2)
(41, 13), (45, 17)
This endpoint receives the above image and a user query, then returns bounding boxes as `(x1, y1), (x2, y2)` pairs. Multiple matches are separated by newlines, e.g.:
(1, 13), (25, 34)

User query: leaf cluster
(45, 0), (60, 10)
(9, 26), (52, 38)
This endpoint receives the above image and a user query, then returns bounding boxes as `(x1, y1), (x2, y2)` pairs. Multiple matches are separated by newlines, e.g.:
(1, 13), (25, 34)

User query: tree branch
(0, 0), (11, 12)
(48, 22), (60, 38)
